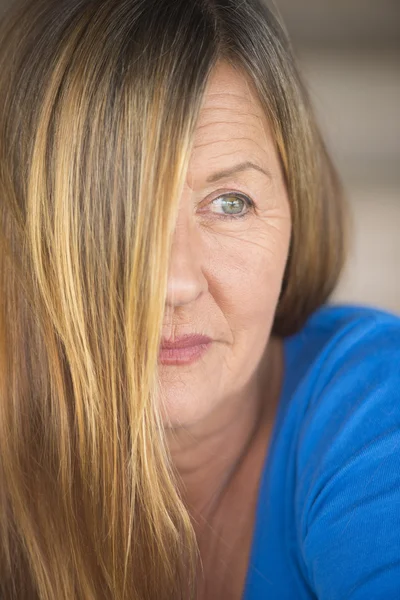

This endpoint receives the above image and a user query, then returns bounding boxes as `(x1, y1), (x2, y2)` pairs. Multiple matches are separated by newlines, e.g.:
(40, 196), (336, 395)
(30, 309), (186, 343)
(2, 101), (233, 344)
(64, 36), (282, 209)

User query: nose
(165, 212), (208, 308)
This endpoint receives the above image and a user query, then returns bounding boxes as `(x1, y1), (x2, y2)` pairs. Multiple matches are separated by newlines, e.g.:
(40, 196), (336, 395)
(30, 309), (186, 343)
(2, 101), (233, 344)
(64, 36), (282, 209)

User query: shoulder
(286, 302), (400, 371)
(290, 303), (400, 456)
(290, 304), (400, 598)
(283, 302), (400, 406)
(282, 302), (400, 437)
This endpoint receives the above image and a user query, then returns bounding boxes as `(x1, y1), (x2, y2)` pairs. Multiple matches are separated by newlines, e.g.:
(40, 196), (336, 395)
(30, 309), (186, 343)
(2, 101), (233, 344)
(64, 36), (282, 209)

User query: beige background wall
(275, 0), (400, 315)
(1, 0), (399, 314)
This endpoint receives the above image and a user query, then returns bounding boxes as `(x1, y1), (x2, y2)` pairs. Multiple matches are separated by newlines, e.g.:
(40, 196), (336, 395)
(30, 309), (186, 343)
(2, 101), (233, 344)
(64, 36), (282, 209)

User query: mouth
(158, 334), (213, 366)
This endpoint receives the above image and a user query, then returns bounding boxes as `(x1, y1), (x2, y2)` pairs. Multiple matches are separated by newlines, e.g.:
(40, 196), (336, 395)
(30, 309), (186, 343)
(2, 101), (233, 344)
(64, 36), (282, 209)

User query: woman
(0, 0), (399, 598)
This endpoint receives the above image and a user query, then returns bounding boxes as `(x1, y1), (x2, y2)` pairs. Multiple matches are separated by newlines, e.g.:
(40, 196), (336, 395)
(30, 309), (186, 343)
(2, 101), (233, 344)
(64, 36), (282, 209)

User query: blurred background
(274, 0), (400, 314)
(1, 0), (399, 314)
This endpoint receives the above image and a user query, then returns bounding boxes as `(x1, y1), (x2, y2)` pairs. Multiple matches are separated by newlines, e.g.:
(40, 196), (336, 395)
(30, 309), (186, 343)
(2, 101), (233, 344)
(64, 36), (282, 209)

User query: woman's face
(159, 61), (291, 428)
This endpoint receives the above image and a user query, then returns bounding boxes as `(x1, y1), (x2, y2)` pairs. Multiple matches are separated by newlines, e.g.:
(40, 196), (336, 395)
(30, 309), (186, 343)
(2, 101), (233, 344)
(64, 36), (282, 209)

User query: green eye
(210, 193), (255, 220)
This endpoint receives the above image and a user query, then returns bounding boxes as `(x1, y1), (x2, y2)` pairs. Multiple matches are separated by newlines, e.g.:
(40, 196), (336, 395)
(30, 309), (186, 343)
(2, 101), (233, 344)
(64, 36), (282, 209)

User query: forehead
(188, 61), (273, 179)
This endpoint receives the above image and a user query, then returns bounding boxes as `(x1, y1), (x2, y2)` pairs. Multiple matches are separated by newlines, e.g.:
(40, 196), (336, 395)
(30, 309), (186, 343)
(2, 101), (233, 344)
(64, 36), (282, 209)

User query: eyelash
(206, 191), (256, 221)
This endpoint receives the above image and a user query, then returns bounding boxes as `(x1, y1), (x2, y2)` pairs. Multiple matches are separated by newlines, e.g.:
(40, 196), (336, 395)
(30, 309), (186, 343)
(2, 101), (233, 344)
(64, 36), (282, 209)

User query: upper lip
(160, 334), (213, 349)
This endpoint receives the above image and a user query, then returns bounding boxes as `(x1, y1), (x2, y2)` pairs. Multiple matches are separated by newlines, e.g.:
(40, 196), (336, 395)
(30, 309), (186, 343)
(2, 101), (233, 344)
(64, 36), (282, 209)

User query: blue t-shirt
(242, 303), (400, 599)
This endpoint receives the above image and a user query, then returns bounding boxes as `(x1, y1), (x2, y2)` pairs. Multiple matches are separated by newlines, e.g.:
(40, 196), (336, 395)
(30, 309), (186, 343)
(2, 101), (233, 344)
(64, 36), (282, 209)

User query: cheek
(203, 214), (291, 328)
(158, 213), (291, 428)
(204, 220), (290, 392)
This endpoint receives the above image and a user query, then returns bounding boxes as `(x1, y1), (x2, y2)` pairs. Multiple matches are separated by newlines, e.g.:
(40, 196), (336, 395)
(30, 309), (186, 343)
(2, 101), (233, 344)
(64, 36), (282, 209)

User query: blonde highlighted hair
(0, 0), (346, 597)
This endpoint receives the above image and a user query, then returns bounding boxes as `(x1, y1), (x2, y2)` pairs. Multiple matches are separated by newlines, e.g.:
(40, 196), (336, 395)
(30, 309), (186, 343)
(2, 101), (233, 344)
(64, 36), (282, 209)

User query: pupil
(224, 197), (243, 214)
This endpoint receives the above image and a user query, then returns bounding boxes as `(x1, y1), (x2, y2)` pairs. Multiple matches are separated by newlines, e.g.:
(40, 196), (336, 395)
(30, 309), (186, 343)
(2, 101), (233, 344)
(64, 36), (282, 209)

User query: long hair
(0, 0), (346, 598)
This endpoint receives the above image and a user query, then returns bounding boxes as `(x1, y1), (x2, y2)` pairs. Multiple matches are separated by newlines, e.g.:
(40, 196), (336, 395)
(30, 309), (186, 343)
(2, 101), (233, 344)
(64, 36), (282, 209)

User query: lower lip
(158, 342), (212, 366)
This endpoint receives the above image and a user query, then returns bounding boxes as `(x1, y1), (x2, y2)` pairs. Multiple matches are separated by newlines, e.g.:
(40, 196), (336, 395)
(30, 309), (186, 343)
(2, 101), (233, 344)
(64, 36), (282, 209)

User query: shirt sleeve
(296, 313), (400, 599)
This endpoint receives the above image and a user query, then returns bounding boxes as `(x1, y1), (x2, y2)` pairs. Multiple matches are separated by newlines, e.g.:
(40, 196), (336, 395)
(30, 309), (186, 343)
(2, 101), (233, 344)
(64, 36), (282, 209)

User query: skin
(159, 60), (292, 598)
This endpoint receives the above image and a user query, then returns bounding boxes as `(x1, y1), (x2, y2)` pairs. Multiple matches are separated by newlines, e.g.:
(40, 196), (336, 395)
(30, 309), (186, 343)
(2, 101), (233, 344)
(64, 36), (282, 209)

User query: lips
(160, 334), (213, 349)
(158, 335), (213, 366)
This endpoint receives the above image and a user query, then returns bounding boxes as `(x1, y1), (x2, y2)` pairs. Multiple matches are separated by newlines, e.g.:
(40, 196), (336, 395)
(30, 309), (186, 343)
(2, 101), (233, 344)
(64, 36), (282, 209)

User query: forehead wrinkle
(199, 101), (261, 111)
(203, 91), (253, 100)
(192, 136), (266, 151)
(200, 95), (261, 110)
(193, 119), (269, 150)
(202, 80), (263, 105)
(194, 123), (265, 141)
(195, 116), (265, 132)
(186, 145), (271, 188)
(195, 105), (268, 139)
(197, 106), (265, 120)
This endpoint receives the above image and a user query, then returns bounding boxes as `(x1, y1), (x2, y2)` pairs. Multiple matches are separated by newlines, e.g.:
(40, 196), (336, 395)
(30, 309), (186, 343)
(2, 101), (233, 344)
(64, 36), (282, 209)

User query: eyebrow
(206, 161), (272, 183)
